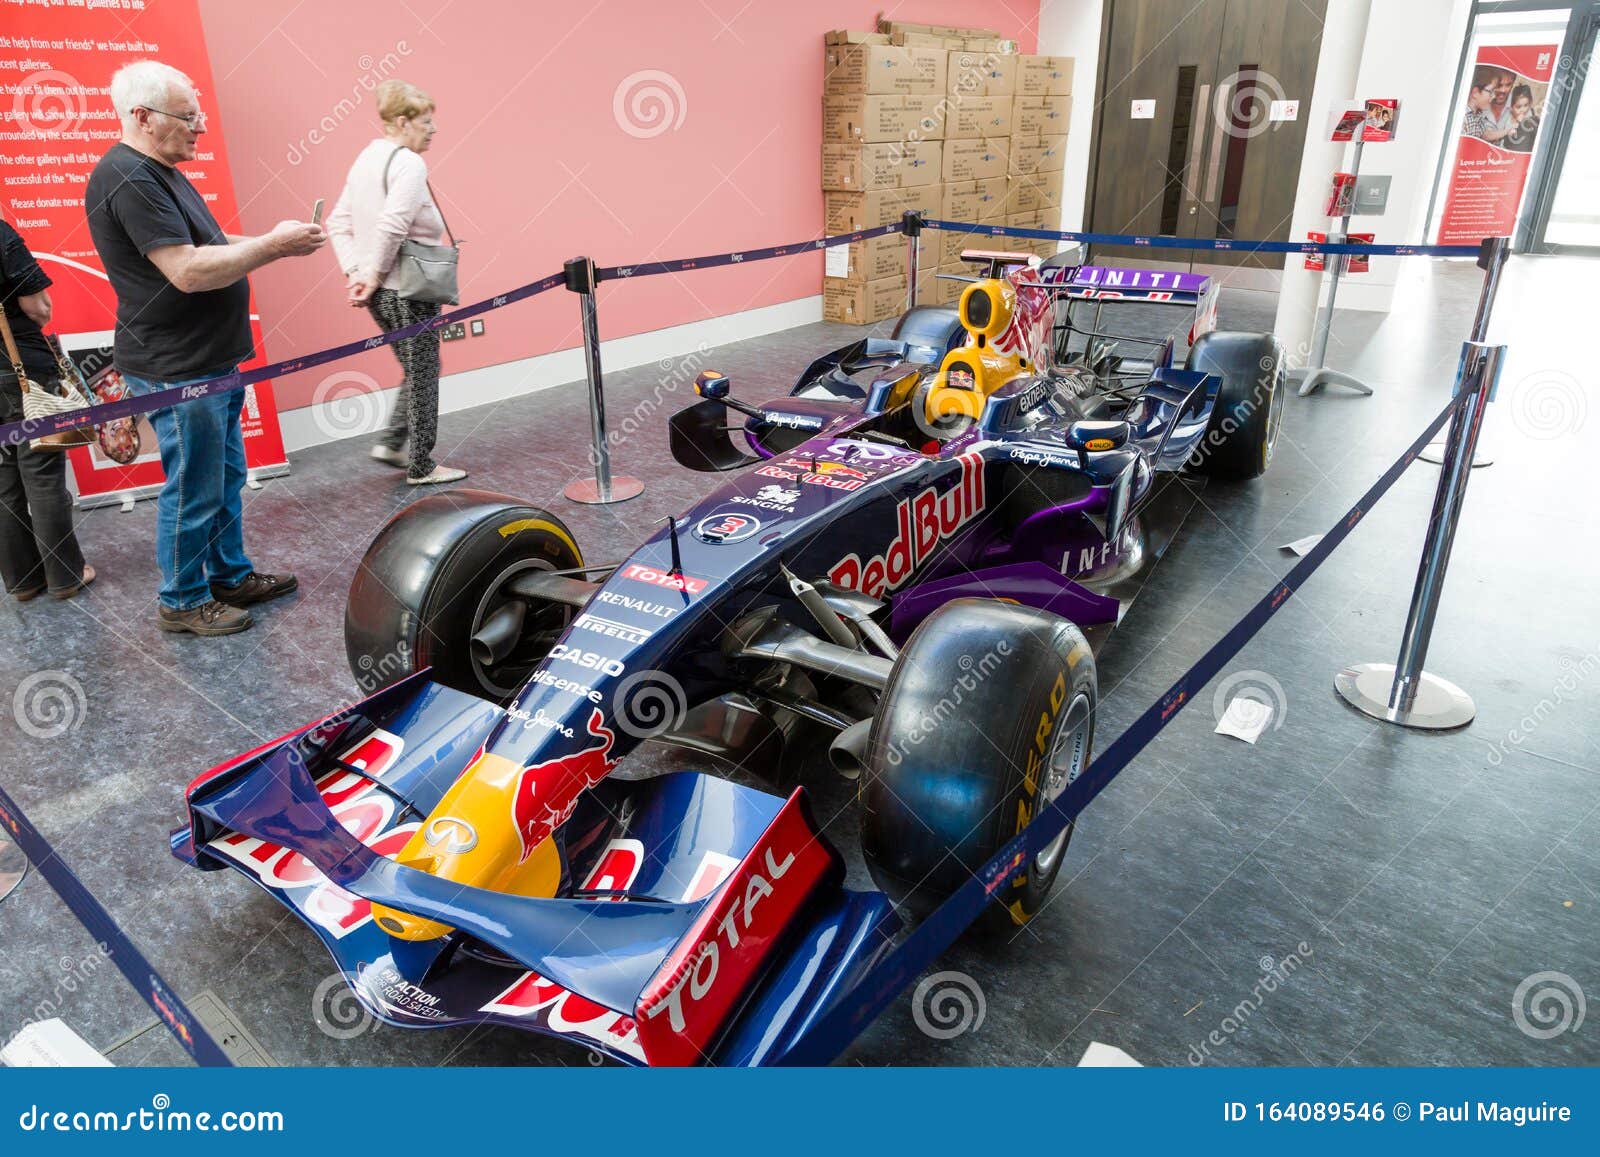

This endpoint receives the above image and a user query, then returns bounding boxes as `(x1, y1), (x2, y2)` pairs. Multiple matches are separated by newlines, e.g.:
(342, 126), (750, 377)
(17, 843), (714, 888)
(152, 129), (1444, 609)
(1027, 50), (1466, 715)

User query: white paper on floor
(1280, 534), (1323, 556)
(1079, 1041), (1142, 1067)
(0, 1019), (112, 1067)
(1215, 695), (1275, 743)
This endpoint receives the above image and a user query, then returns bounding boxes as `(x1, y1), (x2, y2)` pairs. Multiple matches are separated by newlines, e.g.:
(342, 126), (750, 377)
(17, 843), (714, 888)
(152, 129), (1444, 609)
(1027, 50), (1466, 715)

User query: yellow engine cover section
(922, 278), (1031, 428)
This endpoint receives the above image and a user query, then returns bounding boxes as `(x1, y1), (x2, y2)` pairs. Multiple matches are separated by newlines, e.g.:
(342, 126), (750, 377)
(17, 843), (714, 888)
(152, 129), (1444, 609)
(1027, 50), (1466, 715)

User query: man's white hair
(109, 61), (196, 132)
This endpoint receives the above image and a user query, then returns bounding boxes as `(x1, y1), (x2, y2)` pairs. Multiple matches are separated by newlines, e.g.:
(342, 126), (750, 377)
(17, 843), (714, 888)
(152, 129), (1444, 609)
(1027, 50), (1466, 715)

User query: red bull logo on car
(828, 451), (985, 598)
(510, 709), (618, 863)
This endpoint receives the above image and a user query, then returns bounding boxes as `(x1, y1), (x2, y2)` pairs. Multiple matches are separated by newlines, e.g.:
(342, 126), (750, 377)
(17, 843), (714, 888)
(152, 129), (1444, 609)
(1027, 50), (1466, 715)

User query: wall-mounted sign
(1268, 100), (1299, 122)
(1130, 99), (1156, 119)
(1353, 175), (1392, 215)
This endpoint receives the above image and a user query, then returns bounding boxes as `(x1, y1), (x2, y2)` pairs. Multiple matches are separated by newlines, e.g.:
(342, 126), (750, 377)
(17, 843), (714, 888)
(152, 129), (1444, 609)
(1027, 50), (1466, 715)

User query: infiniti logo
(423, 816), (478, 855)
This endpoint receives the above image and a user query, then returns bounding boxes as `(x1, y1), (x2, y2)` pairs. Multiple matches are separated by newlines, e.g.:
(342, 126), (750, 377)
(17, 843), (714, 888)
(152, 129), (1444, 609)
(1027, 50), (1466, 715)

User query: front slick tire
(344, 490), (583, 701)
(860, 599), (1096, 934)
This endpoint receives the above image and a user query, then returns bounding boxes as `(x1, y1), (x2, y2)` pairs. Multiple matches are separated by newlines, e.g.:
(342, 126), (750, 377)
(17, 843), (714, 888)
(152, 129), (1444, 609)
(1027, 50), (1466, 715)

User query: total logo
(694, 511), (762, 544)
(621, 563), (706, 596)
(730, 484), (799, 512)
(829, 450), (986, 598)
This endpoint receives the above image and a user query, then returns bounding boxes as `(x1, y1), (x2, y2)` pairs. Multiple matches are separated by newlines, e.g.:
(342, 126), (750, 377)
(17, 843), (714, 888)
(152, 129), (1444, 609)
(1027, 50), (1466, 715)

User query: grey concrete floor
(0, 256), (1595, 1068)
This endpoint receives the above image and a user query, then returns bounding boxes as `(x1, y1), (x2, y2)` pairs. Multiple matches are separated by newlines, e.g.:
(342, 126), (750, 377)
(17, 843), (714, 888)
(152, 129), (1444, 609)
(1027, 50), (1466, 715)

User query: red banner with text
(1, 0), (288, 503)
(1435, 44), (1557, 246)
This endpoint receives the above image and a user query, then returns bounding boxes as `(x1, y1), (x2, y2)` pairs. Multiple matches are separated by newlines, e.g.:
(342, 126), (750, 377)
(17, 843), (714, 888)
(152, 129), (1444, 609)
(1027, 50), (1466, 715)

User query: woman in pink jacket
(327, 79), (464, 485)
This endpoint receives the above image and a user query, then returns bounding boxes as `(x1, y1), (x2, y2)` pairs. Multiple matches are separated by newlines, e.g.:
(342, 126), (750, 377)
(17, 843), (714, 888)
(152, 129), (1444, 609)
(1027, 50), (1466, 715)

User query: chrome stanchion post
(1420, 236), (1510, 469)
(1335, 338), (1505, 729)
(902, 211), (923, 311)
(561, 256), (643, 505)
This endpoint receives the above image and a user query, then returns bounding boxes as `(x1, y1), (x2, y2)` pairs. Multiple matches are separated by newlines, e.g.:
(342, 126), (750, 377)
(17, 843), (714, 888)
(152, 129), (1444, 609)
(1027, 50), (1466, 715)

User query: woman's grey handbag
(383, 147), (460, 305)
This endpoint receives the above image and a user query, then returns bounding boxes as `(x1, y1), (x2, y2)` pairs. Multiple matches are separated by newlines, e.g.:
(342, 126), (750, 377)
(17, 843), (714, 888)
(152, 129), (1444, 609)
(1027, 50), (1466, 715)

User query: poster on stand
(1435, 45), (1556, 245)
(1, 0), (289, 507)
(1361, 99), (1399, 142)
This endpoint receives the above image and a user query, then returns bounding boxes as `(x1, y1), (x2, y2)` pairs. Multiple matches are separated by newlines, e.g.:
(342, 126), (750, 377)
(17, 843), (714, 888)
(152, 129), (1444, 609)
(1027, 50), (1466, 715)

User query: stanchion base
(1290, 367), (1375, 398)
(1419, 440), (1493, 468)
(0, 835), (26, 904)
(563, 476), (644, 505)
(1334, 662), (1475, 730)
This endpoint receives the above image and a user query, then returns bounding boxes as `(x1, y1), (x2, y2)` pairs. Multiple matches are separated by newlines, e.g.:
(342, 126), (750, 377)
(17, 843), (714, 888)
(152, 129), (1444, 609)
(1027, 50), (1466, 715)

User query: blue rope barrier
(925, 218), (1483, 258)
(0, 271), (569, 450)
(0, 785), (233, 1066)
(593, 220), (905, 281)
(779, 391), (1468, 1066)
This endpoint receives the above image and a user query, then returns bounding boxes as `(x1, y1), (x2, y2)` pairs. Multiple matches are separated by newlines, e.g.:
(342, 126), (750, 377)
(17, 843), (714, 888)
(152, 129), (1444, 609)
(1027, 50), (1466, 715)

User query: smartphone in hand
(311, 198), (325, 225)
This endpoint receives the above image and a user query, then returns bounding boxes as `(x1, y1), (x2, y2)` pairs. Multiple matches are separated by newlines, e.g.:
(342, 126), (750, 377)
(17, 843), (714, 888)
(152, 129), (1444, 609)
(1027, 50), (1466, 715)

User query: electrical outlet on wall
(440, 322), (467, 342)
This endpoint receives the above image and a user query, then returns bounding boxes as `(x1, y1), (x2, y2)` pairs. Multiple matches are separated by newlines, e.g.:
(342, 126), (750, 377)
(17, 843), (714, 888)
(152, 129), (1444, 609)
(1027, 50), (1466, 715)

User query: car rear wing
(1038, 264), (1214, 308)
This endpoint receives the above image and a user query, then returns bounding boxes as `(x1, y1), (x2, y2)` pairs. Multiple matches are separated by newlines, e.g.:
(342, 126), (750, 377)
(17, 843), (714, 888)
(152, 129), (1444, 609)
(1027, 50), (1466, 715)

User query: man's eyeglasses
(141, 106), (207, 130)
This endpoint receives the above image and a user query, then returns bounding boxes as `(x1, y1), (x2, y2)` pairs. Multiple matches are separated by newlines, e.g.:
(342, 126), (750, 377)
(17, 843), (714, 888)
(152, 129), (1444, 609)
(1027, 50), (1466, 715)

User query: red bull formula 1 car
(173, 250), (1284, 1066)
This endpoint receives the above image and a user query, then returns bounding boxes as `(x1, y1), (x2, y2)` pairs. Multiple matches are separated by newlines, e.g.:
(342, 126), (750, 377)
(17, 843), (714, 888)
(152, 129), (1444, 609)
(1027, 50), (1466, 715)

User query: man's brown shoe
(158, 600), (253, 636)
(210, 571), (298, 607)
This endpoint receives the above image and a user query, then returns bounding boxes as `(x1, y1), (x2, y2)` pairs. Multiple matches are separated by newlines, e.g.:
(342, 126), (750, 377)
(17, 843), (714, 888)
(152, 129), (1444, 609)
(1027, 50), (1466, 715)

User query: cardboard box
(823, 268), (936, 325)
(948, 49), (1017, 97)
(942, 176), (1008, 223)
(1012, 93), (1072, 137)
(942, 136), (1009, 182)
(825, 43), (947, 94)
(823, 93), (944, 142)
(945, 94), (1013, 140)
(1008, 211), (1059, 258)
(935, 262), (976, 304)
(824, 185), (942, 233)
(880, 19), (1000, 39)
(823, 231), (906, 283)
(1017, 55), (1075, 97)
(826, 29), (890, 45)
(822, 140), (942, 190)
(1007, 171), (1064, 215)
(1008, 134), (1067, 177)
(940, 223), (1004, 265)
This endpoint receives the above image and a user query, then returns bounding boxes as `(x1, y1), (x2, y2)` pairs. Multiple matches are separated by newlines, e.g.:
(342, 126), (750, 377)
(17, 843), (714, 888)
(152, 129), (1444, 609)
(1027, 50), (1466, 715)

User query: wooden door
(1088, 0), (1328, 270)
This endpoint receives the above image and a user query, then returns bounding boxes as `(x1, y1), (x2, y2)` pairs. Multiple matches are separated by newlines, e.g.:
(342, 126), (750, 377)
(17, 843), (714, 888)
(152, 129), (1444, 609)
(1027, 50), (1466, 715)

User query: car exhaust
(828, 717), (872, 781)
(470, 599), (526, 667)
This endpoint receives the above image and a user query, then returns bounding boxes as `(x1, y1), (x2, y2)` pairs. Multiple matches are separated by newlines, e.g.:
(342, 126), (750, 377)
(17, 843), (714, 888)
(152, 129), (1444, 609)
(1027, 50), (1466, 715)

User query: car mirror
(1064, 420), (1131, 467)
(695, 371), (731, 400)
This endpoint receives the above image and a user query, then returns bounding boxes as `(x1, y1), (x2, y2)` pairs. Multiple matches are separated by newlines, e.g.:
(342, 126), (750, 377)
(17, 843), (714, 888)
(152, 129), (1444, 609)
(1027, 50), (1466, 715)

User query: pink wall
(195, 1), (1039, 410)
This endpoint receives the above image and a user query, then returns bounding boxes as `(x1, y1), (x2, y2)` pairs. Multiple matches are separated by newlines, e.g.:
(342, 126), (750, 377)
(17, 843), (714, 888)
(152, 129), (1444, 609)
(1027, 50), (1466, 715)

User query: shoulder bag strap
(382, 146), (458, 248)
(0, 307), (30, 392)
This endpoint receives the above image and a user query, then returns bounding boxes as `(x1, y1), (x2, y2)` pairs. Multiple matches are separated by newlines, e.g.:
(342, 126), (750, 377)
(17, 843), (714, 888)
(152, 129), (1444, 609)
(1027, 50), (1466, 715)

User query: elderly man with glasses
(86, 60), (325, 636)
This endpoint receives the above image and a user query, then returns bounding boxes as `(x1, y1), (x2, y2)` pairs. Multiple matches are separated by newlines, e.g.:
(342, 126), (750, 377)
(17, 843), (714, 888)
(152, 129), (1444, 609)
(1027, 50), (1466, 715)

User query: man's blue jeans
(122, 371), (254, 610)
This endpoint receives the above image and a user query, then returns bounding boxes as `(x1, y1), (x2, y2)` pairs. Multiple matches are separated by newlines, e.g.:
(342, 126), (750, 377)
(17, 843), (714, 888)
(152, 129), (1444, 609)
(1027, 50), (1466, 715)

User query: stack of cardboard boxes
(822, 20), (1074, 323)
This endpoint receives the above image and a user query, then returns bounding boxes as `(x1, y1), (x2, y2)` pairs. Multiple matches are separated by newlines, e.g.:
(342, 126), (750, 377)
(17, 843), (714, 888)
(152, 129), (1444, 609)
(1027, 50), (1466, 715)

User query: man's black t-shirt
(85, 143), (253, 380)
(0, 219), (57, 385)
